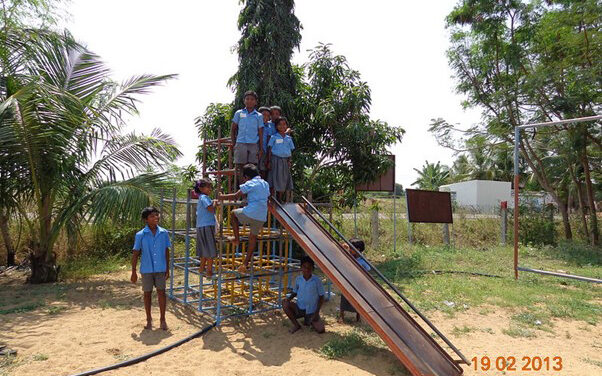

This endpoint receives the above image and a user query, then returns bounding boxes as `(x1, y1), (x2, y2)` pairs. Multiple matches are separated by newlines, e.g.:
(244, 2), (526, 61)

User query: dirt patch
(0, 272), (600, 376)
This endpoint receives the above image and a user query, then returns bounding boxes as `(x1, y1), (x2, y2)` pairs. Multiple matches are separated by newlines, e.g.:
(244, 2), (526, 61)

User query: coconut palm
(412, 161), (450, 190)
(0, 30), (181, 282)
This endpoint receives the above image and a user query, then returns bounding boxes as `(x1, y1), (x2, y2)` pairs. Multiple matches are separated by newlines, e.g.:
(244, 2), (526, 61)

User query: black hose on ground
(69, 321), (217, 376)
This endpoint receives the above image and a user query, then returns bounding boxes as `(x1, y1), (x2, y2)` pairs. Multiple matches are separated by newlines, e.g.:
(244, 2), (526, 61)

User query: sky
(65, 0), (482, 188)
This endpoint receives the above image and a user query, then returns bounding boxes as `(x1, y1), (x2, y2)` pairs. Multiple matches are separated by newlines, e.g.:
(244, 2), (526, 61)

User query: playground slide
(269, 201), (463, 376)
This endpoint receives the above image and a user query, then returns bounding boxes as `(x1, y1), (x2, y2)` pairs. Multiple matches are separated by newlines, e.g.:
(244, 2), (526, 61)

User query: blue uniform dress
(293, 274), (325, 324)
(196, 194), (217, 258)
(259, 121), (276, 171)
(267, 133), (295, 191)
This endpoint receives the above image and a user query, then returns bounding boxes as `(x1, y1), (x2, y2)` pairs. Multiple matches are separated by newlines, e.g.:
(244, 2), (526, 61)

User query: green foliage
(519, 205), (556, 246)
(0, 0), (67, 30)
(0, 30), (181, 282)
(229, 0), (301, 116)
(90, 226), (139, 258)
(319, 330), (374, 359)
(412, 160), (450, 190)
(432, 0), (602, 244)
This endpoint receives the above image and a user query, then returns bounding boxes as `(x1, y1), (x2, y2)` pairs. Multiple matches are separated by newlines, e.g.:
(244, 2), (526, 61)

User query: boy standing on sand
(131, 207), (171, 330)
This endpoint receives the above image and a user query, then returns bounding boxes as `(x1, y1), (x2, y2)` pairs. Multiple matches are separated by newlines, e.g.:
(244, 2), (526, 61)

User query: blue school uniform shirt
(240, 176), (270, 221)
(233, 108), (263, 144)
(261, 121), (276, 152)
(268, 133), (295, 157)
(357, 257), (371, 271)
(196, 194), (216, 228)
(132, 225), (171, 274)
(293, 274), (325, 315)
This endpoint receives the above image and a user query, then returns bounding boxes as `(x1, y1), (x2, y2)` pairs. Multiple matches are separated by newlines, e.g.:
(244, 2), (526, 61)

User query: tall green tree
(412, 161), (450, 190)
(228, 0), (302, 115)
(0, 30), (180, 282)
(431, 0), (601, 244)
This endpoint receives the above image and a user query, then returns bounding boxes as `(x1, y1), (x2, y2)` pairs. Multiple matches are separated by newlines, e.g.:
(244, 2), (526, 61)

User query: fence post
(443, 223), (450, 245)
(405, 191), (413, 245)
(371, 199), (379, 249)
(500, 201), (508, 246)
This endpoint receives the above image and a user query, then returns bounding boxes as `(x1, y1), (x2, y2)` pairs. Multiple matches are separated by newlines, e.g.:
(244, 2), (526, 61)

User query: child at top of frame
(218, 164), (270, 273)
(131, 206), (171, 331)
(194, 178), (219, 278)
(258, 106), (275, 178)
(231, 91), (264, 167)
(267, 116), (295, 202)
(282, 256), (325, 334)
(339, 238), (370, 322)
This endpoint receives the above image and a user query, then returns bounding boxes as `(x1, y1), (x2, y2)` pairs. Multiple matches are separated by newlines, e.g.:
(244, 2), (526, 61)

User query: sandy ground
(1, 269), (600, 376)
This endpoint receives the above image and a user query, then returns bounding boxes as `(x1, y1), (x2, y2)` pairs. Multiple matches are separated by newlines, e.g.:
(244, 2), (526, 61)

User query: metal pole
(501, 205), (507, 246)
(169, 187), (176, 299)
(393, 193), (397, 252)
(443, 223), (450, 245)
(405, 191), (413, 245)
(184, 190), (191, 303)
(353, 194), (358, 237)
(513, 127), (520, 280)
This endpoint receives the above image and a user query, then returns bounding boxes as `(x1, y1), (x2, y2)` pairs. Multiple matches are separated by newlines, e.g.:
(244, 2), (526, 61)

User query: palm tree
(0, 30), (181, 282)
(412, 161), (450, 190)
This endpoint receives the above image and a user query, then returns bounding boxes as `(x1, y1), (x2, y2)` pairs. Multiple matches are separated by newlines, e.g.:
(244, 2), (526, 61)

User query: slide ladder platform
(270, 200), (464, 376)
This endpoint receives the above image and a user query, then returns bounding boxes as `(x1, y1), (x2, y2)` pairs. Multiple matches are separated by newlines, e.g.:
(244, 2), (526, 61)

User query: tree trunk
(558, 199), (572, 241)
(569, 164), (589, 239)
(0, 213), (15, 266)
(28, 244), (59, 283)
(581, 153), (599, 245)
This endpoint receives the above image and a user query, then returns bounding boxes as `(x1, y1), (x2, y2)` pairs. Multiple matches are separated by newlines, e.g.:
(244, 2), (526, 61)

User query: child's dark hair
(258, 106), (270, 114)
(194, 178), (212, 194)
(242, 164), (259, 179)
(275, 116), (288, 127)
(349, 238), (365, 253)
(300, 255), (315, 268)
(270, 105), (282, 113)
(141, 206), (160, 220)
(244, 90), (258, 100)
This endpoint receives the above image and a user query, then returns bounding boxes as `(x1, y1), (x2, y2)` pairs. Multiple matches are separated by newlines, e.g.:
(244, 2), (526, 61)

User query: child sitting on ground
(131, 207), (171, 330)
(282, 256), (326, 334)
(218, 164), (270, 273)
(194, 179), (218, 277)
(339, 238), (371, 322)
(267, 116), (295, 202)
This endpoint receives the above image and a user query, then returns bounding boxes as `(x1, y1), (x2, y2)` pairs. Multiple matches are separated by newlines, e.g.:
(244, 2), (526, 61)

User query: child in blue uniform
(258, 106), (275, 179)
(194, 179), (218, 277)
(218, 164), (270, 273)
(282, 256), (325, 334)
(339, 238), (371, 322)
(267, 116), (295, 202)
(131, 207), (171, 330)
(231, 91), (264, 174)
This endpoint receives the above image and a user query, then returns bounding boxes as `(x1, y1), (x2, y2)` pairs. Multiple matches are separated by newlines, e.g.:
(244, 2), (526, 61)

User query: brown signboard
(355, 155), (395, 192)
(406, 189), (453, 224)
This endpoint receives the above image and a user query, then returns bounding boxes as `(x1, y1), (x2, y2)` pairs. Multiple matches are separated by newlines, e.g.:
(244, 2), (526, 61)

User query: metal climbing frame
(161, 129), (303, 324)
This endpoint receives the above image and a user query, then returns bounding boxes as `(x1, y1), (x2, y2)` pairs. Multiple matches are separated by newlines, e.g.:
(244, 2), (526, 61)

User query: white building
(439, 180), (512, 212)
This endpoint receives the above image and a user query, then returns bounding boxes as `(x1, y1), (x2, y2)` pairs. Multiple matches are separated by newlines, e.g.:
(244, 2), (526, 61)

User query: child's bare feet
(160, 320), (168, 331)
(144, 320), (152, 330)
(289, 325), (301, 334)
(237, 264), (247, 273)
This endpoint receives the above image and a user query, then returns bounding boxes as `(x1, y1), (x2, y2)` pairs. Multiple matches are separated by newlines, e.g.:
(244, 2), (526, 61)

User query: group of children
(231, 90), (295, 202)
(129, 90), (369, 333)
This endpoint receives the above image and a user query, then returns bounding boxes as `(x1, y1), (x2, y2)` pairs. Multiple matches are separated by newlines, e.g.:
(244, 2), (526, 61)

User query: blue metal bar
(169, 187), (176, 299)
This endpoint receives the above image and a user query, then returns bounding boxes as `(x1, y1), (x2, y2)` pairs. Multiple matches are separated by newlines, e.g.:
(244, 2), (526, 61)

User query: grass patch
(46, 305), (68, 315)
(0, 301), (45, 315)
(61, 255), (126, 280)
(32, 353), (48, 361)
(319, 329), (375, 359)
(502, 324), (536, 338)
(582, 358), (602, 368)
(451, 325), (475, 336)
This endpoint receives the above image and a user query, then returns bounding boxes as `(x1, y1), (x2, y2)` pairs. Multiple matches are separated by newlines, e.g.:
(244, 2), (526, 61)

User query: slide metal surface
(270, 201), (463, 376)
